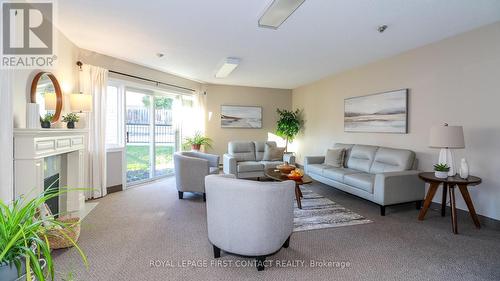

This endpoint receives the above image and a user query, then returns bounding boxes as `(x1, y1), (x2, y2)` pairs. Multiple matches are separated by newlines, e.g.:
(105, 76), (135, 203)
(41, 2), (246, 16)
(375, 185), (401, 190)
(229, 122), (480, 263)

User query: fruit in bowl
(287, 169), (304, 180)
(277, 162), (296, 174)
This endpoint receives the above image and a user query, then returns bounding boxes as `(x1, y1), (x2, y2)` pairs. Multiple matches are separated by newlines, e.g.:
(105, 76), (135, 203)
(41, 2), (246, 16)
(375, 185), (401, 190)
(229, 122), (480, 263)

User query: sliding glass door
(125, 89), (177, 184)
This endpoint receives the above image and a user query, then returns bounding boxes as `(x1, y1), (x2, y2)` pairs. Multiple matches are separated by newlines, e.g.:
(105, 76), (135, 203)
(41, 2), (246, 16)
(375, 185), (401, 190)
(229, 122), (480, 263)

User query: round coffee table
(418, 172), (482, 234)
(265, 168), (312, 209)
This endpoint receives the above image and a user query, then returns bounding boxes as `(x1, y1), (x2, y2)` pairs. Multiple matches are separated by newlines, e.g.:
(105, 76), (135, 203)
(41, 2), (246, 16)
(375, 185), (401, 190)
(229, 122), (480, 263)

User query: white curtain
(0, 70), (13, 203)
(80, 65), (108, 199)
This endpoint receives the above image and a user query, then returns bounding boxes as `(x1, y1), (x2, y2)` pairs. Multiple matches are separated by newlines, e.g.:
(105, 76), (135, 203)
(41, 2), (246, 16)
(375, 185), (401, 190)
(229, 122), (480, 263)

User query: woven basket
(46, 217), (81, 249)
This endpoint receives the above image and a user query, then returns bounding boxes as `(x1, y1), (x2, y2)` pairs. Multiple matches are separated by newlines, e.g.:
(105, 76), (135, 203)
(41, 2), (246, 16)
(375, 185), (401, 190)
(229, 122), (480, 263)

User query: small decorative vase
(459, 158), (469, 179)
(67, 121), (75, 129)
(41, 121), (51, 128)
(435, 171), (449, 179)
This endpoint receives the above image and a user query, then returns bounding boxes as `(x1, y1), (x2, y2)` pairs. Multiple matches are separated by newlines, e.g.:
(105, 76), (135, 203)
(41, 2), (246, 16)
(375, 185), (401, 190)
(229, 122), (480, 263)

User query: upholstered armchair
(174, 151), (220, 201)
(205, 174), (295, 271)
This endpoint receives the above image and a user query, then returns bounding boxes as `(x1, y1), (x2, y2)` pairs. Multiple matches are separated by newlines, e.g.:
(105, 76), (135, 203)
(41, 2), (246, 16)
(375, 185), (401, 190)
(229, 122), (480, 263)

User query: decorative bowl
(277, 164), (296, 175)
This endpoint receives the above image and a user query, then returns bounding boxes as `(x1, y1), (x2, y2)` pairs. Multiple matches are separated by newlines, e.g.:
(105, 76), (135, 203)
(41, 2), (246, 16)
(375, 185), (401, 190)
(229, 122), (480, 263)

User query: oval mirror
(30, 72), (63, 123)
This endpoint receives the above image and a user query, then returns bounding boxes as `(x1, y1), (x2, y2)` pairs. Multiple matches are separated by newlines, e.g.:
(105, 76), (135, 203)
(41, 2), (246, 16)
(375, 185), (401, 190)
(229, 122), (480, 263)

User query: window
(105, 83), (124, 148)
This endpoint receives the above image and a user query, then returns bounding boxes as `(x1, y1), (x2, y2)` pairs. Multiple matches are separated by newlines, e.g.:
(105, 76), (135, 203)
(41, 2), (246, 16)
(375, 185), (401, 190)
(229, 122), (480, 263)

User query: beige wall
(204, 84), (292, 157)
(13, 30), (80, 128)
(292, 22), (500, 220)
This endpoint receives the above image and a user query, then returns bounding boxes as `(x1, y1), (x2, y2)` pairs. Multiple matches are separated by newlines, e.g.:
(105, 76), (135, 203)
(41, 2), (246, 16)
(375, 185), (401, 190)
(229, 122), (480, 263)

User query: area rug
(293, 188), (372, 232)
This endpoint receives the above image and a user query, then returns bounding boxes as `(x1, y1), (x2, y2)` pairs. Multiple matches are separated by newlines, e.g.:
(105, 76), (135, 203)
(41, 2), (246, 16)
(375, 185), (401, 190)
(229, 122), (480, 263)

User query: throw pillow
(324, 148), (345, 168)
(263, 143), (285, 161)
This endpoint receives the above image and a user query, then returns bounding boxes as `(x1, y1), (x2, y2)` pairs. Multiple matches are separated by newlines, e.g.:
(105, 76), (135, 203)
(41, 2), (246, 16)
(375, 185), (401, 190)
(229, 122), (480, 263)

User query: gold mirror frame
(30, 72), (63, 123)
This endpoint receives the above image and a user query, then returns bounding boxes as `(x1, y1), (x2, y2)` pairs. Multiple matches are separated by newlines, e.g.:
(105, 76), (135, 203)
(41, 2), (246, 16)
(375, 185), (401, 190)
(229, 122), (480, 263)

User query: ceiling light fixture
(156, 53), (165, 58)
(215, 58), (240, 78)
(258, 0), (305, 29)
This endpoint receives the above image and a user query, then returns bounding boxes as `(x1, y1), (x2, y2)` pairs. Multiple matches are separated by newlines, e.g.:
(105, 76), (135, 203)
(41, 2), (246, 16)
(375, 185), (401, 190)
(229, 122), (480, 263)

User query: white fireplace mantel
(13, 128), (88, 214)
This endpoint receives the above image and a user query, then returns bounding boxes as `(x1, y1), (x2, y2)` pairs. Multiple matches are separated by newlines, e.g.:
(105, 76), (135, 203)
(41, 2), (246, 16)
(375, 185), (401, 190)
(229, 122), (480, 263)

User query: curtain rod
(76, 61), (196, 92)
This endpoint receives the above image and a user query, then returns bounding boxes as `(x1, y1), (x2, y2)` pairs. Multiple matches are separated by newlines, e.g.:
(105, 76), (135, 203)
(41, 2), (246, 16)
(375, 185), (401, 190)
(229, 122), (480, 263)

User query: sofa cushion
(307, 164), (330, 176)
(346, 145), (379, 173)
(322, 167), (360, 182)
(260, 161), (283, 170)
(229, 141), (256, 162)
(333, 143), (354, 167)
(263, 143), (285, 161)
(369, 147), (416, 174)
(237, 161), (264, 173)
(343, 173), (375, 193)
(254, 141), (276, 161)
(324, 148), (345, 168)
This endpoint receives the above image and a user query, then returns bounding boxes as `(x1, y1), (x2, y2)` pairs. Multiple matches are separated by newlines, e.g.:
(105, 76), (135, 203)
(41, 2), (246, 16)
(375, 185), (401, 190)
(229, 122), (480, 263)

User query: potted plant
(434, 163), (450, 178)
(276, 108), (303, 152)
(0, 187), (87, 281)
(40, 113), (54, 129)
(183, 132), (213, 151)
(62, 113), (80, 129)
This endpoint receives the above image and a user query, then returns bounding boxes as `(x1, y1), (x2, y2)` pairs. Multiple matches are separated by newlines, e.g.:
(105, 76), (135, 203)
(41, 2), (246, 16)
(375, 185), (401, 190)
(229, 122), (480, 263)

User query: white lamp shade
(429, 125), (465, 148)
(70, 94), (92, 112)
(44, 93), (57, 110)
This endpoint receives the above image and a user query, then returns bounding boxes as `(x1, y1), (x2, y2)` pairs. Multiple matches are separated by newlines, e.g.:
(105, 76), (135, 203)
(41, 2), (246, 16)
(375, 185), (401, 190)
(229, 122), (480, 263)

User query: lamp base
(438, 148), (456, 176)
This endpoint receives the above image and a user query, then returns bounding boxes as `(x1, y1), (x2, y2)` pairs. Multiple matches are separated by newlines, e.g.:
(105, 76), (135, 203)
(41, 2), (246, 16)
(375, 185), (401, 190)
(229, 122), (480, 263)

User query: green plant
(62, 113), (79, 123)
(183, 132), (213, 150)
(40, 113), (54, 123)
(276, 108), (303, 152)
(0, 186), (88, 281)
(434, 163), (450, 172)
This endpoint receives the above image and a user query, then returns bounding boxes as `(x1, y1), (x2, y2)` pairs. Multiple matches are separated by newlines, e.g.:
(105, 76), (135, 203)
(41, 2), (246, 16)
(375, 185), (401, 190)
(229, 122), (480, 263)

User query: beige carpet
(53, 177), (500, 281)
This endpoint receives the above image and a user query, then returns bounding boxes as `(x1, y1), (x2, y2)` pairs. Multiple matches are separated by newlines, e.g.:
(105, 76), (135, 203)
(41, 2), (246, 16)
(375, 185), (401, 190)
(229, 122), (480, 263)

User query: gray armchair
(205, 174), (295, 271)
(174, 151), (220, 201)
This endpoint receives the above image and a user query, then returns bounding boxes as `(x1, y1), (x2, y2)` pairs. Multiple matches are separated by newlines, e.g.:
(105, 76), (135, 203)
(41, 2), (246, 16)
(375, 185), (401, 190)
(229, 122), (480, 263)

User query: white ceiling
(58, 0), (500, 89)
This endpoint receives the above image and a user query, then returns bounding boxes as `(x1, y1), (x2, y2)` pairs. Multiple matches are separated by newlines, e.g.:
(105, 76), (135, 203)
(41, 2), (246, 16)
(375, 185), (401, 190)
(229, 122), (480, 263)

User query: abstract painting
(221, 105), (262, 128)
(344, 89), (408, 133)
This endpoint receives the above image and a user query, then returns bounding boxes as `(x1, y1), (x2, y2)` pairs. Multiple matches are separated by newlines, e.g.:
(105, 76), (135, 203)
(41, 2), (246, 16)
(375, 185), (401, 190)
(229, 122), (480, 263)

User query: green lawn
(126, 145), (174, 182)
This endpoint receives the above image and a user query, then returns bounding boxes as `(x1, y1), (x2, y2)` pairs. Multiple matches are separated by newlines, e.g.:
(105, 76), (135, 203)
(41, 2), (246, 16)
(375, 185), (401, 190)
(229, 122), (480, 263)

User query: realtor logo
(1, 1), (56, 68)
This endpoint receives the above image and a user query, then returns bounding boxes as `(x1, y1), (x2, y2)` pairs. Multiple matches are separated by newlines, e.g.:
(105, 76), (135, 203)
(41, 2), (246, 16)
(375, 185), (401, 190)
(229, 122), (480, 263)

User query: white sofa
(223, 141), (295, 179)
(173, 151), (220, 201)
(305, 143), (425, 215)
(205, 174), (295, 271)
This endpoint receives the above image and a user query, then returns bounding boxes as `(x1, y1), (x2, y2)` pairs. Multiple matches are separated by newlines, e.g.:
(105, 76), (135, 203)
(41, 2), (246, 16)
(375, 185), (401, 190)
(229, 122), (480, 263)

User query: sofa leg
(283, 235), (291, 248)
(416, 200), (422, 210)
(203, 193), (206, 202)
(256, 256), (266, 271)
(380, 206), (386, 216)
(178, 191), (183, 199)
(213, 245), (221, 258)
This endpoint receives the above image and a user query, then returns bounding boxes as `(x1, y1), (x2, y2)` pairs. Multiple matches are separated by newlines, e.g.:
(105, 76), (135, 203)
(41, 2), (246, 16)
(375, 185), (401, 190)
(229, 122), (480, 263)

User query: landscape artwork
(344, 89), (408, 133)
(221, 105), (262, 128)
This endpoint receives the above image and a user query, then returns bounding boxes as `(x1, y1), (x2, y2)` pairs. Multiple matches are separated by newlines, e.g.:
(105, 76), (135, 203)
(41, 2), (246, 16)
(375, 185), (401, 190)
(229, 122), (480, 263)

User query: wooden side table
(418, 172), (481, 234)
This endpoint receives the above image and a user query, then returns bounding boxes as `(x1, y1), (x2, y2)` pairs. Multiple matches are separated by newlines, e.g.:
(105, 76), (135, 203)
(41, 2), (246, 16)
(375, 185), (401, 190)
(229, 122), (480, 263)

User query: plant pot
(41, 121), (51, 128)
(435, 171), (449, 178)
(0, 259), (26, 281)
(191, 144), (201, 151)
(67, 121), (75, 129)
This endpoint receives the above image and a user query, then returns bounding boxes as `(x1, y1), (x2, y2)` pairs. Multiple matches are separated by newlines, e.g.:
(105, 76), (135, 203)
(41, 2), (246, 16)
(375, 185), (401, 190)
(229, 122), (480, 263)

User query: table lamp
(429, 123), (465, 176)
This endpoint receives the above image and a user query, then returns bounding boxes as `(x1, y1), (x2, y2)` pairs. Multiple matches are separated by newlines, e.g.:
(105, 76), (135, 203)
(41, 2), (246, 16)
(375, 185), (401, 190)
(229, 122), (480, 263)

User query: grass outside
(126, 144), (174, 182)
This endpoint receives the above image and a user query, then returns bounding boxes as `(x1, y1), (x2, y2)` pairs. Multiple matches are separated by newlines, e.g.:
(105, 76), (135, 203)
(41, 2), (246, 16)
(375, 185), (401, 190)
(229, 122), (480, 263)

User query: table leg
(458, 184), (481, 229)
(418, 182), (439, 220)
(295, 184), (302, 209)
(449, 185), (458, 234)
(441, 183), (447, 217)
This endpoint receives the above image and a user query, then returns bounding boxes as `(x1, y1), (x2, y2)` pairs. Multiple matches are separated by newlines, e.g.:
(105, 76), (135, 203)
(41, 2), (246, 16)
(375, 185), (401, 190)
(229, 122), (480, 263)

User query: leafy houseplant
(40, 113), (54, 129)
(0, 187), (87, 281)
(276, 109), (303, 152)
(62, 113), (80, 129)
(183, 132), (213, 151)
(434, 163), (450, 178)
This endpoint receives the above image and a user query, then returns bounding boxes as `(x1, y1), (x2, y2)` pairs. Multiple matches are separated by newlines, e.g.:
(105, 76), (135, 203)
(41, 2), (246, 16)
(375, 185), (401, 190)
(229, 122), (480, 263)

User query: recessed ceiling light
(215, 58), (240, 78)
(258, 0), (305, 29)
(377, 25), (388, 33)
